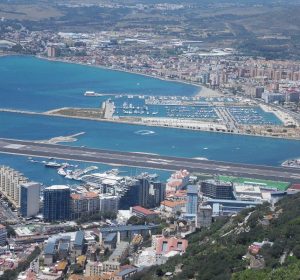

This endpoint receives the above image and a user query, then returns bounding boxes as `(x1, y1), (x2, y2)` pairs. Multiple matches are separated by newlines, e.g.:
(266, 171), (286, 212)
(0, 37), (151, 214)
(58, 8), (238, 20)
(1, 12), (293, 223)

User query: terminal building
(206, 198), (261, 216)
(201, 180), (235, 200)
(43, 185), (71, 222)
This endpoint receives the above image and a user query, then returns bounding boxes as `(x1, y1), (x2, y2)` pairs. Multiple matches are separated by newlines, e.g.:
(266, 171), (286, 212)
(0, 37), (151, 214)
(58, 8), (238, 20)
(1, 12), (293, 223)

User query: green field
(217, 175), (290, 191)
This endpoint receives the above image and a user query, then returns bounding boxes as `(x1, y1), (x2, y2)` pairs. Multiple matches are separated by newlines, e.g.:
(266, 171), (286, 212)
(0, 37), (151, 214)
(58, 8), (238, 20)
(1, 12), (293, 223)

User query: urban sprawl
(1, 13), (300, 280)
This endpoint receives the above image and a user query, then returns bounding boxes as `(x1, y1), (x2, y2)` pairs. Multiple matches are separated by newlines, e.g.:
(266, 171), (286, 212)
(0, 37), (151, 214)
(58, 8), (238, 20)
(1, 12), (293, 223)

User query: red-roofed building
(289, 184), (300, 192)
(166, 190), (187, 201)
(70, 192), (100, 219)
(131, 206), (158, 219)
(160, 200), (186, 214)
(155, 236), (188, 255)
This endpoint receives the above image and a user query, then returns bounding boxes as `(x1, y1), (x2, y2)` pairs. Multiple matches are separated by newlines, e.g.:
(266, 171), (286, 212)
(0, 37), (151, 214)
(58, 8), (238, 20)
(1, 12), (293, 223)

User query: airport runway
(0, 138), (300, 183)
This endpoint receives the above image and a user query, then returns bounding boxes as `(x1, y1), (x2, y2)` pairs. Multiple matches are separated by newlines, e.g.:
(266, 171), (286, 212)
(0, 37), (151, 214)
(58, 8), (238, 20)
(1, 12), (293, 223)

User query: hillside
(134, 193), (300, 280)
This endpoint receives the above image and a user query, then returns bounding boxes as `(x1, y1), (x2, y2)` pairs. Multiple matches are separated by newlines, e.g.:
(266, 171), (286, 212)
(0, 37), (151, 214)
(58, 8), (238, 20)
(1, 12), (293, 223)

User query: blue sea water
(0, 153), (171, 187)
(0, 56), (198, 111)
(0, 111), (300, 166)
(0, 56), (300, 185)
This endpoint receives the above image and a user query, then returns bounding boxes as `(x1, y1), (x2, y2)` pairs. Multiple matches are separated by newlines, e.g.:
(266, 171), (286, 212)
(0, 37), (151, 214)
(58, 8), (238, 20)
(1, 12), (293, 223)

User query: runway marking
(4, 144), (25, 149)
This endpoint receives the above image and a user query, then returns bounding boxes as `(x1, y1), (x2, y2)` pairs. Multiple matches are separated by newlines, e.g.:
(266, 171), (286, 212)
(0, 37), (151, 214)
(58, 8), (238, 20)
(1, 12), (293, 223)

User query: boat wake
(135, 130), (156, 135)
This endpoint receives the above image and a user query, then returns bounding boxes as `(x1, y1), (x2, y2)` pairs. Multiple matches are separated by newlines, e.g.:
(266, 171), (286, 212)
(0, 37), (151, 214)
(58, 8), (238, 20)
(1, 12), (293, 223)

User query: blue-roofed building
(44, 241), (56, 265)
(103, 232), (117, 250)
(186, 185), (198, 215)
(115, 266), (138, 280)
(74, 231), (84, 247)
(99, 224), (159, 241)
(72, 231), (85, 261)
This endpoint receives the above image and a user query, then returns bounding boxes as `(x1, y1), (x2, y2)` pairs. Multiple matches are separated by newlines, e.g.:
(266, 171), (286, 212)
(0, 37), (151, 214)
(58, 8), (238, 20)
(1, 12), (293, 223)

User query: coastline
(1, 52), (223, 96)
(35, 55), (212, 96)
(0, 108), (299, 141)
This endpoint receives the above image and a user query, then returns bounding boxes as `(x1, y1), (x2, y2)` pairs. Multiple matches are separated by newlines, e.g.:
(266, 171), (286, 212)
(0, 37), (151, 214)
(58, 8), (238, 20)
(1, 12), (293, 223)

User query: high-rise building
(47, 46), (56, 58)
(119, 176), (165, 209)
(20, 182), (41, 217)
(148, 181), (166, 208)
(70, 192), (100, 220)
(201, 180), (234, 200)
(138, 178), (150, 208)
(99, 194), (119, 214)
(0, 166), (28, 208)
(119, 179), (140, 210)
(0, 224), (7, 246)
(186, 185), (198, 214)
(43, 185), (70, 222)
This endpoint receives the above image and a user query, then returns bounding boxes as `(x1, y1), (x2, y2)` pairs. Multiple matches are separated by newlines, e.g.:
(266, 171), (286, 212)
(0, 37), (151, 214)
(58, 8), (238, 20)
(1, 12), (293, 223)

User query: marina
(111, 95), (281, 125)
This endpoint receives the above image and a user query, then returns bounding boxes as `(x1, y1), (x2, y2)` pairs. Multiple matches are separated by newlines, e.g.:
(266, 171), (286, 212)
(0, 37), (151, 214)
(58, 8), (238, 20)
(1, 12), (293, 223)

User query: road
(0, 138), (300, 183)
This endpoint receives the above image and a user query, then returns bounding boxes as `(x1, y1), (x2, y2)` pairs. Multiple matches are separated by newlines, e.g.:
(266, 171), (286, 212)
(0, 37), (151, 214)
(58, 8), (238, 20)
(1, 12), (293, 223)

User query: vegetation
(127, 215), (163, 225)
(76, 211), (116, 224)
(232, 258), (300, 279)
(136, 193), (300, 280)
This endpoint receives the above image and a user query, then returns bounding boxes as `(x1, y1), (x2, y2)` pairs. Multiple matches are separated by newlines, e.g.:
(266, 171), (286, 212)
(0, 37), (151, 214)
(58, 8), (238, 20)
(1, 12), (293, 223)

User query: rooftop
(289, 184), (300, 190)
(104, 232), (117, 242)
(20, 182), (40, 188)
(44, 241), (55, 255)
(132, 205), (157, 216)
(204, 180), (233, 187)
(45, 185), (70, 191)
(100, 224), (159, 233)
(59, 242), (69, 251)
(117, 267), (137, 277)
(74, 231), (85, 247)
(187, 185), (198, 194)
(161, 200), (186, 208)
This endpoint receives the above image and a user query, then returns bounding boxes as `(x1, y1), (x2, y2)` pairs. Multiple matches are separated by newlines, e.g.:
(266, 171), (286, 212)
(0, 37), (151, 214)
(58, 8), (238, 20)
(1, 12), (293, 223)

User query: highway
(0, 138), (300, 183)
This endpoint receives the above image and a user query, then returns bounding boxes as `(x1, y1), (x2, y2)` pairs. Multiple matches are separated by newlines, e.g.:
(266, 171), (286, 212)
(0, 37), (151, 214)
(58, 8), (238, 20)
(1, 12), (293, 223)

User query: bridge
(0, 138), (300, 183)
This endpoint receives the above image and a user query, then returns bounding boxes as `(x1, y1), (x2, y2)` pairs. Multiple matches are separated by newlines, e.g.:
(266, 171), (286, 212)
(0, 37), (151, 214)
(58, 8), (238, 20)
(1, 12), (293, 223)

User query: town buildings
(0, 224), (7, 246)
(0, 166), (28, 208)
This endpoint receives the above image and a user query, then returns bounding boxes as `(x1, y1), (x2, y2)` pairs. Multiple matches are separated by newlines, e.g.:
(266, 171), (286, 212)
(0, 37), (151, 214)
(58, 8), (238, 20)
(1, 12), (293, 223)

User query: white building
(85, 261), (103, 276)
(0, 166), (28, 208)
(99, 194), (119, 214)
(20, 182), (41, 217)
